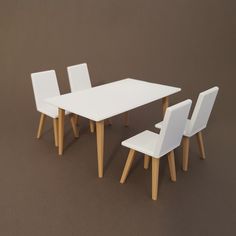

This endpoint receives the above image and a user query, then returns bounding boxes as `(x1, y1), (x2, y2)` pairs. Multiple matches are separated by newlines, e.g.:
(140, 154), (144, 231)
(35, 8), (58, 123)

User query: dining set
(31, 63), (219, 201)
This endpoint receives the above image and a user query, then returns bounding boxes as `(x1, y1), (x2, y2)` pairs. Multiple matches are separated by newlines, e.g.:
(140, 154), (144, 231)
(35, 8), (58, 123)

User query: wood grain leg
(182, 137), (190, 171)
(167, 150), (176, 182)
(124, 111), (129, 127)
(89, 120), (95, 133)
(53, 118), (58, 147)
(120, 149), (136, 184)
(58, 109), (65, 155)
(196, 131), (206, 159)
(37, 113), (46, 138)
(162, 96), (169, 117)
(96, 120), (105, 178)
(75, 115), (79, 125)
(152, 158), (160, 201)
(144, 155), (150, 170)
(70, 115), (79, 138)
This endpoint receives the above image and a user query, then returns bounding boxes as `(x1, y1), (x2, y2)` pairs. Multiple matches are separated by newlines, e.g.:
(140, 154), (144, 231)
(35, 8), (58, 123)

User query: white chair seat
(155, 119), (191, 137)
(122, 130), (161, 158)
(38, 103), (70, 118)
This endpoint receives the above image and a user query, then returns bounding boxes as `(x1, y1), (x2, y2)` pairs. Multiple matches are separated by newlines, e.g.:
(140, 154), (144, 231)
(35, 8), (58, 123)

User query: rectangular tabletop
(46, 78), (181, 122)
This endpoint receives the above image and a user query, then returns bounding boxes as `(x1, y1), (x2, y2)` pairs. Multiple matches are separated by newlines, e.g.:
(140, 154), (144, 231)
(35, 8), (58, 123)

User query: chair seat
(38, 103), (70, 118)
(121, 130), (161, 158)
(155, 119), (192, 137)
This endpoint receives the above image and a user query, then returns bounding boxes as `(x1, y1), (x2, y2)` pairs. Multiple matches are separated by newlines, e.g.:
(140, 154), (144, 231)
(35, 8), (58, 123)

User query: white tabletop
(46, 79), (181, 122)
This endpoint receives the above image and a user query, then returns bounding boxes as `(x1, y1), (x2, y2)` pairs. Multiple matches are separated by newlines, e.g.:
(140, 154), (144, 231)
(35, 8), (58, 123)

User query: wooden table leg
(162, 96), (169, 117)
(58, 108), (65, 155)
(96, 120), (104, 178)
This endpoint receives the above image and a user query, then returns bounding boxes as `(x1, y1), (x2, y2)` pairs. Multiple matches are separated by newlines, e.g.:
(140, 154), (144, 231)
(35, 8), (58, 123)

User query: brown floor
(0, 1), (235, 235)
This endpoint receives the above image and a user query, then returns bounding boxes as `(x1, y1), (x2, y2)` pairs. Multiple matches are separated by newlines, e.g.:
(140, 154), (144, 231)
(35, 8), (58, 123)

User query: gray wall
(1, 0), (235, 122)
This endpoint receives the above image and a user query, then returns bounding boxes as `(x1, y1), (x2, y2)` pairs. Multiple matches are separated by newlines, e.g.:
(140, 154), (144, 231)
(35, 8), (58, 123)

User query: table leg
(162, 96), (169, 117)
(58, 108), (65, 155)
(96, 120), (104, 178)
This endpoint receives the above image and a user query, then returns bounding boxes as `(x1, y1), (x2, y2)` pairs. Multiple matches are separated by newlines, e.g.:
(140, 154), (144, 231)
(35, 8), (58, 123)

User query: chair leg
(37, 113), (46, 139)
(144, 155), (150, 170)
(162, 96), (169, 117)
(182, 137), (190, 171)
(53, 118), (59, 147)
(58, 109), (65, 155)
(74, 115), (79, 125)
(196, 131), (206, 159)
(120, 149), (136, 184)
(152, 158), (160, 201)
(70, 115), (79, 138)
(167, 151), (176, 182)
(89, 120), (95, 133)
(96, 120), (105, 178)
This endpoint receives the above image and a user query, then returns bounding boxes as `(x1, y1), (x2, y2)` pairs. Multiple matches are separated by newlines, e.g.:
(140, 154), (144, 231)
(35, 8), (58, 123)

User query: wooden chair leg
(120, 149), (136, 184)
(96, 120), (105, 178)
(58, 109), (65, 155)
(167, 151), (176, 182)
(152, 158), (160, 201)
(124, 112), (129, 127)
(144, 155), (150, 170)
(162, 96), (169, 117)
(70, 115), (79, 138)
(182, 137), (190, 171)
(89, 120), (95, 133)
(53, 118), (58, 147)
(37, 113), (46, 139)
(196, 131), (206, 159)
(74, 115), (79, 125)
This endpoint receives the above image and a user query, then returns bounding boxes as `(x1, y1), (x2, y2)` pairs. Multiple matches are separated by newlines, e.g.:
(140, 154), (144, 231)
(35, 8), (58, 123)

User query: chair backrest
(67, 63), (92, 92)
(155, 100), (192, 157)
(31, 70), (60, 110)
(186, 87), (219, 136)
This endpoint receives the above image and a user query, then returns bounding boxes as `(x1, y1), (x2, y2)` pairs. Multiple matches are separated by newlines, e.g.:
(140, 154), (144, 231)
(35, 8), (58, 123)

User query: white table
(46, 79), (181, 178)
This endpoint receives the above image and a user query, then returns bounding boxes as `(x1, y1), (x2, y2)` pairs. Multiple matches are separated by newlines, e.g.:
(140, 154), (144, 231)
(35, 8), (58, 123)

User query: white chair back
(187, 87), (219, 136)
(156, 100), (192, 157)
(31, 70), (60, 110)
(67, 63), (92, 92)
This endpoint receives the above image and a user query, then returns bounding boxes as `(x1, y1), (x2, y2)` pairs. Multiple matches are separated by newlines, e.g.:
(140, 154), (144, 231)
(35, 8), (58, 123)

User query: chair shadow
(103, 126), (143, 176)
(103, 124), (126, 172)
(63, 123), (92, 152)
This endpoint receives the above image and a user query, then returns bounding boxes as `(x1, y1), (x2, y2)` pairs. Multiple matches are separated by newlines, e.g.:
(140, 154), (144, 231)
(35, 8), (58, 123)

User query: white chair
(31, 70), (78, 146)
(67, 63), (95, 133)
(120, 100), (192, 200)
(155, 87), (219, 171)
